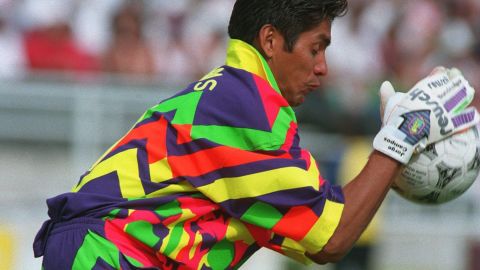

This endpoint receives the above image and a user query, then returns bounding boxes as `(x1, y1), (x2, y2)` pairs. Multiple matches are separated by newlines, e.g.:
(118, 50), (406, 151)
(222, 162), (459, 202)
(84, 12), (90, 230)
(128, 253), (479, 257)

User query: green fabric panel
(275, 106), (297, 129)
(109, 208), (121, 216)
(207, 239), (235, 270)
(257, 51), (281, 94)
(125, 221), (160, 248)
(72, 230), (121, 270)
(163, 222), (184, 256)
(155, 200), (182, 218)
(190, 106), (296, 151)
(124, 255), (143, 268)
(140, 91), (203, 124)
(191, 125), (276, 151)
(103, 208), (121, 220)
(241, 202), (282, 229)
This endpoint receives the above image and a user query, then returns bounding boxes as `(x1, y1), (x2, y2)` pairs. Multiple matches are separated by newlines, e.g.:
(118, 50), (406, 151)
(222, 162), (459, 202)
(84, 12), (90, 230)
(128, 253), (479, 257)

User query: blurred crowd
(0, 0), (234, 82)
(1, 0), (479, 133)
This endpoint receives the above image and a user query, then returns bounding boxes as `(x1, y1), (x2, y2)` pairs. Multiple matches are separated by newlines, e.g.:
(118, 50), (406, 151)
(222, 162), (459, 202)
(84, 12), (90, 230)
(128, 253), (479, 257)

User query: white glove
(373, 67), (480, 164)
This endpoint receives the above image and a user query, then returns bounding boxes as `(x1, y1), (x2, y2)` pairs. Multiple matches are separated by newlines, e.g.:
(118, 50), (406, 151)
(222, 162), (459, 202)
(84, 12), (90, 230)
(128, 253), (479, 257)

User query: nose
(313, 53), (328, 76)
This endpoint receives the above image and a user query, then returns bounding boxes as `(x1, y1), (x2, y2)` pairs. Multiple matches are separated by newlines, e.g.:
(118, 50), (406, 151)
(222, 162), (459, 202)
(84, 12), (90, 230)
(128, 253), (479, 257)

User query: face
(266, 20), (331, 106)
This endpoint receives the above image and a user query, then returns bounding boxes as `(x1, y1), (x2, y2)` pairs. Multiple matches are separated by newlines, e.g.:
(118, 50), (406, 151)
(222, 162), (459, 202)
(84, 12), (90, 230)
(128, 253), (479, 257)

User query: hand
(373, 67), (479, 164)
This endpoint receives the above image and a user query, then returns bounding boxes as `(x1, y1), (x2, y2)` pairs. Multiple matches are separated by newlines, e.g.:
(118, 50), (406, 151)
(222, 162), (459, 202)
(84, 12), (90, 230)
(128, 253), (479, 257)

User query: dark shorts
(33, 218), (159, 270)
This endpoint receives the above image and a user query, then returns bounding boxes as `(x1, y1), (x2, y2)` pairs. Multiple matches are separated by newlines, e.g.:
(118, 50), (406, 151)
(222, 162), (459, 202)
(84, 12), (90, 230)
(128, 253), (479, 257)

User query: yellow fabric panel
(168, 227), (191, 259)
(226, 39), (268, 82)
(189, 232), (203, 261)
(197, 160), (320, 203)
(72, 148), (145, 198)
(280, 237), (313, 265)
(225, 218), (255, 244)
(299, 200), (344, 253)
(145, 181), (196, 198)
(149, 158), (173, 183)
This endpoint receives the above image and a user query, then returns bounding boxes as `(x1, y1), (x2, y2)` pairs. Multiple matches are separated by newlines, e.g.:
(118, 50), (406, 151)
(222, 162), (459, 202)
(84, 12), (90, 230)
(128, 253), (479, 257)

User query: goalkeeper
(33, 0), (479, 268)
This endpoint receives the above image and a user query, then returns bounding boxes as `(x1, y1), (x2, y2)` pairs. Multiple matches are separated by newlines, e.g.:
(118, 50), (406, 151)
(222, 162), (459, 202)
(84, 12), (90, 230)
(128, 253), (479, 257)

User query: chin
(289, 98), (304, 107)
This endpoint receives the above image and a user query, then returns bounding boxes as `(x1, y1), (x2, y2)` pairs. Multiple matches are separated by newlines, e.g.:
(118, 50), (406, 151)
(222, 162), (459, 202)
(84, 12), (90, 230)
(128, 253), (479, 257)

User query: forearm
(307, 150), (401, 263)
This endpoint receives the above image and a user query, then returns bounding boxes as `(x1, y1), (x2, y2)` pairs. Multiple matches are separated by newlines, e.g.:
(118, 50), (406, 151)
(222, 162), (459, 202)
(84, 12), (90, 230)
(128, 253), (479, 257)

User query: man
(34, 0), (479, 269)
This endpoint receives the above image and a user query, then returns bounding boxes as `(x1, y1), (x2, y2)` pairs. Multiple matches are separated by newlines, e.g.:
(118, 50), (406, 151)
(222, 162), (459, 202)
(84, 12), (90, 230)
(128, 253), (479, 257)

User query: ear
(256, 24), (279, 59)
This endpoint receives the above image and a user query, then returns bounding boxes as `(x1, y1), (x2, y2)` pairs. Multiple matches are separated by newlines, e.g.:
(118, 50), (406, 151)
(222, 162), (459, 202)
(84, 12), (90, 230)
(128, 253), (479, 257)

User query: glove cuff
(373, 125), (415, 164)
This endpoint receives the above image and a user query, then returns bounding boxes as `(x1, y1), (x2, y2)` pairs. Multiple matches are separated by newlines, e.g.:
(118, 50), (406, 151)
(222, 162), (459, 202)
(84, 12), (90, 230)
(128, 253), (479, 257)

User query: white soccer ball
(392, 124), (480, 204)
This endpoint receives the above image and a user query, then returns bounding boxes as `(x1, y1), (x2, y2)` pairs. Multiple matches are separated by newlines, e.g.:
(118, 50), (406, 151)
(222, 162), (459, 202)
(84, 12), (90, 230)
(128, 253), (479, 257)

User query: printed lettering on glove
(373, 67), (480, 164)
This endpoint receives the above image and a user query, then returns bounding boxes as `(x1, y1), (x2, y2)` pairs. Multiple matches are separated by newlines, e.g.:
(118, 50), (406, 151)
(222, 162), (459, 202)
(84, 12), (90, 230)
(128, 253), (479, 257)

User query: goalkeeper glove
(373, 67), (480, 164)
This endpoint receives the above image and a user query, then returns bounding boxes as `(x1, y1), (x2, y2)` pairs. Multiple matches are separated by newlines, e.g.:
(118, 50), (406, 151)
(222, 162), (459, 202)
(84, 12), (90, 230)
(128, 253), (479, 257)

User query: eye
(311, 43), (323, 56)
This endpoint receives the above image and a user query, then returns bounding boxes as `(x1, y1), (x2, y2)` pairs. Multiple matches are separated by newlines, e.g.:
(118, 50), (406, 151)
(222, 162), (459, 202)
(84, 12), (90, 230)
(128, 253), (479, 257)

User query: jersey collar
(225, 39), (281, 94)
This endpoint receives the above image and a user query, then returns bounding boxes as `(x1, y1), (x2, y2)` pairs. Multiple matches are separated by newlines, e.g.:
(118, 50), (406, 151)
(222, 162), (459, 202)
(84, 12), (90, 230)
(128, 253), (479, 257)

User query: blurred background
(0, 0), (480, 269)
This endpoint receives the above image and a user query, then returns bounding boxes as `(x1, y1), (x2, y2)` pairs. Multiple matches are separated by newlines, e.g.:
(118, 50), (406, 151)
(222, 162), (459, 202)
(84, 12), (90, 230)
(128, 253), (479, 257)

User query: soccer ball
(392, 124), (480, 204)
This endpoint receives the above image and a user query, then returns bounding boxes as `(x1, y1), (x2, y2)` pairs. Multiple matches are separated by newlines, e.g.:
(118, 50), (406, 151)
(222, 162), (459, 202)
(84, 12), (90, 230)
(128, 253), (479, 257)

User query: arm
(307, 150), (400, 263)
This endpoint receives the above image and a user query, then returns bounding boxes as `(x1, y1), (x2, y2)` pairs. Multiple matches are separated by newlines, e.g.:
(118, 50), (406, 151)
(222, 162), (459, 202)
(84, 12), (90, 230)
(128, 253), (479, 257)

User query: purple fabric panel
(152, 224), (170, 251)
(270, 234), (285, 246)
(40, 218), (105, 270)
(77, 171), (123, 198)
(217, 186), (326, 219)
(193, 66), (271, 131)
(41, 227), (88, 269)
(289, 134), (302, 159)
(46, 193), (127, 220)
(92, 258), (118, 270)
(44, 192), (187, 221)
(315, 180), (344, 204)
(164, 120), (220, 156)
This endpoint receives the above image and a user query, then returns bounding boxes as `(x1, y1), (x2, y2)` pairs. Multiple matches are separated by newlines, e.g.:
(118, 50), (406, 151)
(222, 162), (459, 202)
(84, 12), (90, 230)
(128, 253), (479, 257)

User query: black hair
(228, 0), (348, 51)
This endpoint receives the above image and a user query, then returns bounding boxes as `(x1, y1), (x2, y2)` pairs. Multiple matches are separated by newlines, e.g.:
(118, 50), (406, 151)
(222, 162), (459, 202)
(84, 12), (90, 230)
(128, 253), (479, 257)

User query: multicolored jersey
(34, 39), (345, 269)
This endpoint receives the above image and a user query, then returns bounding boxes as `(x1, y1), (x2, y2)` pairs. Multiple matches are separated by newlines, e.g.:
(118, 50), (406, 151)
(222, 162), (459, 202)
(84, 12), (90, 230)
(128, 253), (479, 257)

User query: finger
(379, 81), (396, 122)
(444, 68), (474, 103)
(447, 67), (462, 79)
(443, 80), (474, 114)
(383, 92), (406, 124)
(414, 70), (449, 92)
(380, 81), (395, 103)
(429, 66), (446, 76)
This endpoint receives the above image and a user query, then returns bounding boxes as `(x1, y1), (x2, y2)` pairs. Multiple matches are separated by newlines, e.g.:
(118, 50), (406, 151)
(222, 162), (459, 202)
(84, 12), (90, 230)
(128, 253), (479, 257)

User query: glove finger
(413, 70), (449, 93)
(383, 92), (406, 124)
(411, 68), (474, 113)
(451, 107), (480, 133)
(446, 67), (462, 79)
(380, 80), (396, 118)
(429, 66), (447, 76)
(441, 76), (475, 114)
